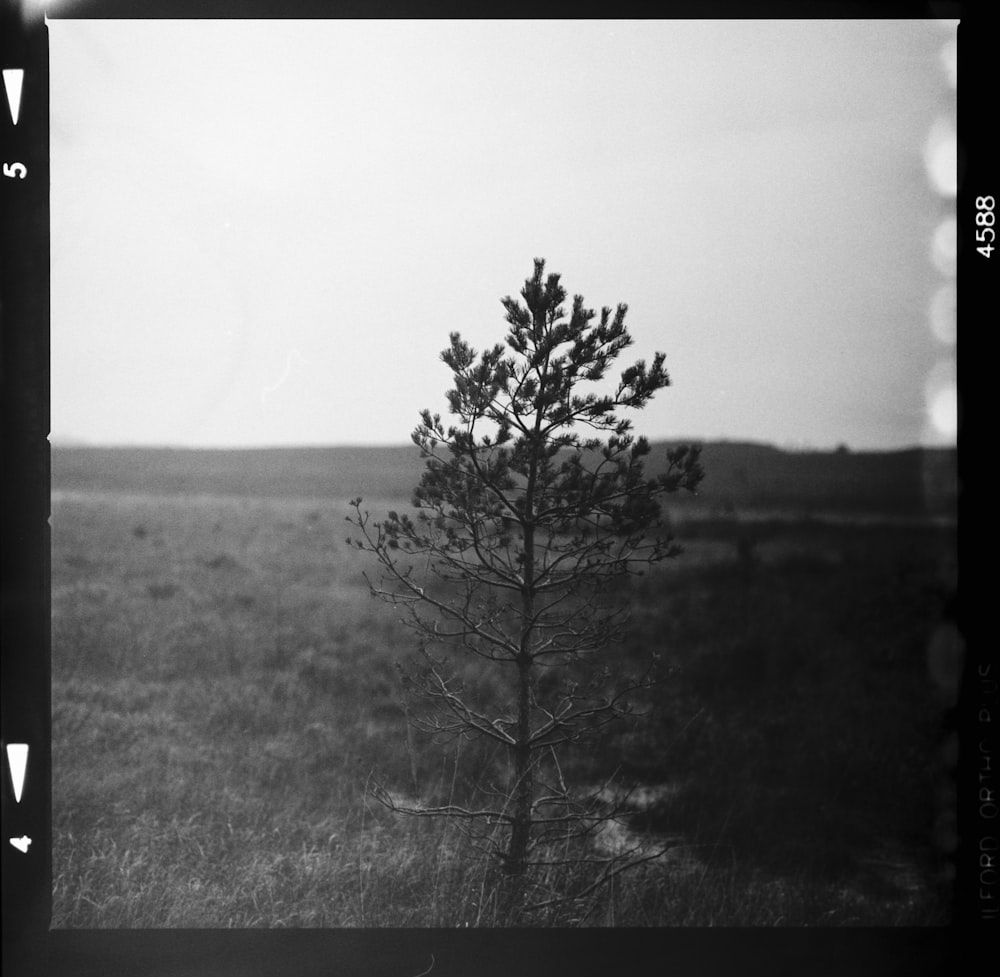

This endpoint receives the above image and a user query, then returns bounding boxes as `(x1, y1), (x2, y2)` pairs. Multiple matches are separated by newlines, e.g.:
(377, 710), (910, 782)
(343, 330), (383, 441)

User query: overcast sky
(48, 18), (957, 450)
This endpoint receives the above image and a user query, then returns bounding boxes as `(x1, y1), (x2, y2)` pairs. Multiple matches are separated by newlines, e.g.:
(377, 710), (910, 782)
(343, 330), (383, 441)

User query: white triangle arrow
(6, 743), (28, 803)
(9, 837), (32, 854)
(3, 69), (24, 126)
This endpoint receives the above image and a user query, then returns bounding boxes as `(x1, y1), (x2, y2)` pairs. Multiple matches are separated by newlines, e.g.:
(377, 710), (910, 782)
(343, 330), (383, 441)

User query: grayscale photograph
(48, 18), (958, 927)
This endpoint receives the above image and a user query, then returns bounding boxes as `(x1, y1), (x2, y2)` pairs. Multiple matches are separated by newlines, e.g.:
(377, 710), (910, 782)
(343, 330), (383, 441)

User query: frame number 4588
(977, 196), (995, 258)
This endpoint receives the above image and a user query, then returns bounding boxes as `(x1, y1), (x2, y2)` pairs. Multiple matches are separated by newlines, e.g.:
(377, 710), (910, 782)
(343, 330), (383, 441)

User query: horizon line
(49, 438), (955, 455)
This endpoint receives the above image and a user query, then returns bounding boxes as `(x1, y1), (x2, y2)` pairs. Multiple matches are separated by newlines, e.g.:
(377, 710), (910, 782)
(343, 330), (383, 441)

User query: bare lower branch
(370, 782), (512, 824)
(521, 842), (676, 912)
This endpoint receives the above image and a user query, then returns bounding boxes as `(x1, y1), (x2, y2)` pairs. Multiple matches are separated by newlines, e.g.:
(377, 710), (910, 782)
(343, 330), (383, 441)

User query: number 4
(977, 226), (995, 259)
(3, 162), (27, 179)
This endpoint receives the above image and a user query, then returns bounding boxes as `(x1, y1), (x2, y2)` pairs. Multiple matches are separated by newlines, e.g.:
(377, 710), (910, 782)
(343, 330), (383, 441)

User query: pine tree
(347, 258), (703, 916)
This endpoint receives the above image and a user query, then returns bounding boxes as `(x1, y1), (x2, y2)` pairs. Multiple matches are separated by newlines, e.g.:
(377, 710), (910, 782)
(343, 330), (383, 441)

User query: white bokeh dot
(931, 218), (957, 277)
(924, 117), (957, 198)
(929, 283), (956, 345)
(939, 36), (957, 90)
(924, 360), (957, 443)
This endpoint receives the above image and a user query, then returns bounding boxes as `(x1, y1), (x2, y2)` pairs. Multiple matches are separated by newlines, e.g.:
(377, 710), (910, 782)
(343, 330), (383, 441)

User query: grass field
(51, 446), (957, 926)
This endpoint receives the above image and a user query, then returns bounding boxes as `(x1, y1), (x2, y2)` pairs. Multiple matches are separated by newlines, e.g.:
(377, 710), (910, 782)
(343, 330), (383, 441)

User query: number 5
(3, 162), (27, 179)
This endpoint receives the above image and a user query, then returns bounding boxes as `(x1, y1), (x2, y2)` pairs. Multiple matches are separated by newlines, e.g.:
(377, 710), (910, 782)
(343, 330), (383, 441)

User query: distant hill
(676, 441), (956, 518)
(50, 441), (957, 520)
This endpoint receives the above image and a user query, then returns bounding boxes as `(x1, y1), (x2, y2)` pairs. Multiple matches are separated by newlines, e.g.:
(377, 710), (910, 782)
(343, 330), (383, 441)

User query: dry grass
(51, 482), (954, 927)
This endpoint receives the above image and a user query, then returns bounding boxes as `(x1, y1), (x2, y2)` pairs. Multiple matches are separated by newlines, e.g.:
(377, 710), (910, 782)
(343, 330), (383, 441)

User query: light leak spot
(928, 387), (957, 440)
(930, 218), (957, 278)
(924, 117), (956, 199)
(925, 361), (957, 442)
(939, 36), (957, 91)
(929, 283), (956, 345)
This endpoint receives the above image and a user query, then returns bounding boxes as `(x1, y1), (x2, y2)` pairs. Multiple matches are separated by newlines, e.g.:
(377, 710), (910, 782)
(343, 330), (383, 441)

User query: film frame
(1, 2), (987, 974)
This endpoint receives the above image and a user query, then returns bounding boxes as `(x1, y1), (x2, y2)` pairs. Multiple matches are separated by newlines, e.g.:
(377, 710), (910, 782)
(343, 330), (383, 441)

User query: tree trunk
(497, 653), (533, 921)
(507, 655), (533, 875)
(500, 513), (536, 918)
